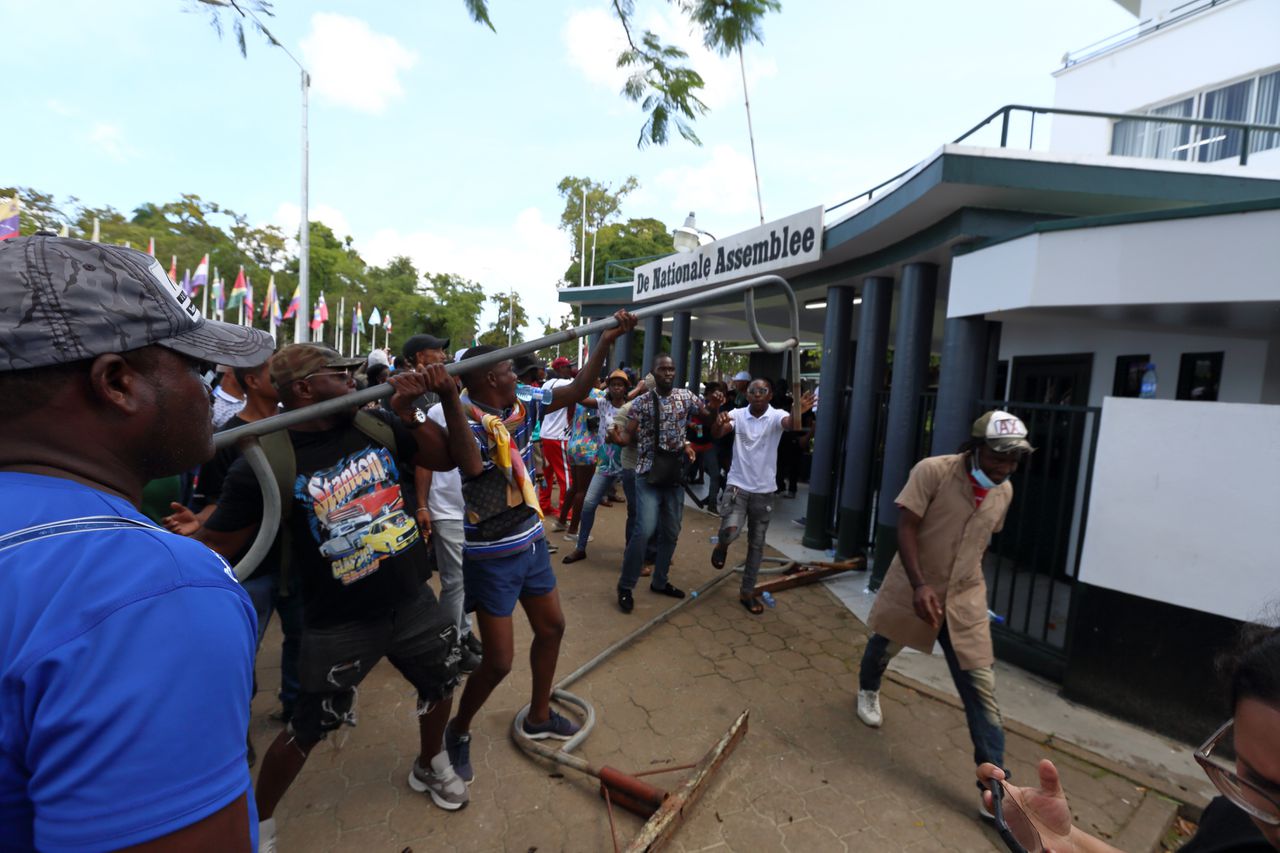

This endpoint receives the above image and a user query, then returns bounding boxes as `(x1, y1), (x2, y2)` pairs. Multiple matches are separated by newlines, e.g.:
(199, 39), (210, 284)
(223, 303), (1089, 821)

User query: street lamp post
(198, 0), (310, 342)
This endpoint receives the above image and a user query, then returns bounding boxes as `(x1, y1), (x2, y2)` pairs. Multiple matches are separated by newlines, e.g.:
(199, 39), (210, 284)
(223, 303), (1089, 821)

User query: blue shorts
(463, 537), (556, 617)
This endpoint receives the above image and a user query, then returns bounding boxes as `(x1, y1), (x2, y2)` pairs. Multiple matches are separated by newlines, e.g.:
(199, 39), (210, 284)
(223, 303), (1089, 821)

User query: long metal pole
(295, 68), (311, 343)
(739, 48), (765, 226)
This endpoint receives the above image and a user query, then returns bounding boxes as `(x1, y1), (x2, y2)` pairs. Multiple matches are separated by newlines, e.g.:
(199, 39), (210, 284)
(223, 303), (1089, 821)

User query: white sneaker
(258, 817), (277, 853)
(856, 689), (882, 728)
(408, 750), (470, 811)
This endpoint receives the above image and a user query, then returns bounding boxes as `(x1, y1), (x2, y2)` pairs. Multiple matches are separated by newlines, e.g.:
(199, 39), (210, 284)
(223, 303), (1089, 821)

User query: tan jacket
(867, 453), (1012, 670)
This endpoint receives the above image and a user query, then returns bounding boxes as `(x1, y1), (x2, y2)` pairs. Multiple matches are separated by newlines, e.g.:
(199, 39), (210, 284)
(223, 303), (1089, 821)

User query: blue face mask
(971, 460), (999, 489)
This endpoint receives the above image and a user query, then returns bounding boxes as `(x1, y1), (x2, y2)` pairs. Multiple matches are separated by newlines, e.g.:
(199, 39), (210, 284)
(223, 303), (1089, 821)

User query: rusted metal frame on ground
(751, 557), (865, 595)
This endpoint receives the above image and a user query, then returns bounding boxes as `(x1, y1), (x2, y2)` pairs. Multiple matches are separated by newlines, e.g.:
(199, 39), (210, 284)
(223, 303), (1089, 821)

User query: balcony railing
(826, 103), (1280, 215)
(1062, 0), (1235, 69)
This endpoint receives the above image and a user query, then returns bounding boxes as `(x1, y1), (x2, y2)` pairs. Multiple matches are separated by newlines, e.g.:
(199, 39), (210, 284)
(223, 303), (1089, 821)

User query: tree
(421, 272), (487, 348)
(564, 216), (675, 289)
(192, 0), (780, 148)
(0, 187), (78, 236)
(477, 291), (530, 348)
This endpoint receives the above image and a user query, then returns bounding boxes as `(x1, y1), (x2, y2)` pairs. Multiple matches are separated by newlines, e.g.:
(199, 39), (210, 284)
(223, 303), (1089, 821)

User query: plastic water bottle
(761, 591), (776, 608)
(1139, 363), (1158, 399)
(987, 609), (1006, 625)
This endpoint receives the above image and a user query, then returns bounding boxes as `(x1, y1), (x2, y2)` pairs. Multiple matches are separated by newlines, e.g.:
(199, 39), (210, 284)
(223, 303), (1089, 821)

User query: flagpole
(202, 271), (209, 317)
(337, 296), (345, 352)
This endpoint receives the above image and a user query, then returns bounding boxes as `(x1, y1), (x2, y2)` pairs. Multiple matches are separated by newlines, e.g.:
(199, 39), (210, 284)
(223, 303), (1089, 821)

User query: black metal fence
(978, 400), (1102, 681)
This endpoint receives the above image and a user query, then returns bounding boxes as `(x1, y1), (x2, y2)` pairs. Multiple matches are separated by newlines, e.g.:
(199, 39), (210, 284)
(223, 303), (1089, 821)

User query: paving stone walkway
(253, 500), (1171, 852)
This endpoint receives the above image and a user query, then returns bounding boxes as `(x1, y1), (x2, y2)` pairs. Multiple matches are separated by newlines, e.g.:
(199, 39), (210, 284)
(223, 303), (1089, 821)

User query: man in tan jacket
(856, 412), (1033, 800)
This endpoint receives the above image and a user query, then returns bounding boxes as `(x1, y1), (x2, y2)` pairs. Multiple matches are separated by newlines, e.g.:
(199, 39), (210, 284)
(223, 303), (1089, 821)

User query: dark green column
(615, 330), (634, 371)
(870, 263), (938, 589)
(835, 276), (893, 559)
(931, 314), (988, 456)
(671, 311), (691, 387)
(688, 339), (704, 392)
(641, 315), (661, 374)
(802, 284), (856, 550)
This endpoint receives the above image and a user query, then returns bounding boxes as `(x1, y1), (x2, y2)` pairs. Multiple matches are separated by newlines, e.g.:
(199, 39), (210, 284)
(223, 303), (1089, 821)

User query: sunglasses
(746, 386), (770, 396)
(303, 368), (356, 381)
(1196, 720), (1280, 826)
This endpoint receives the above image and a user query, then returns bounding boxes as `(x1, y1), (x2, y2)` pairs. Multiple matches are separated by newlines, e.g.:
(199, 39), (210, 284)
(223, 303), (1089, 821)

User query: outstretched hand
(800, 390), (817, 413)
(163, 502), (200, 537)
(978, 760), (1077, 852)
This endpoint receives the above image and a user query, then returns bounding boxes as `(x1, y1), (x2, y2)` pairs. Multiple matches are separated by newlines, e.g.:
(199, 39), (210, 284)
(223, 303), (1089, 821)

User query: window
(1111, 67), (1280, 162)
(1112, 354), (1151, 398)
(1176, 352), (1223, 402)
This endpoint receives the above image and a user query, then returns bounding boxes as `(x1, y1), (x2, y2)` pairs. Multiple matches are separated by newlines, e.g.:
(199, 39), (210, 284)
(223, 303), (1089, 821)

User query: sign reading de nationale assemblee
(631, 206), (824, 303)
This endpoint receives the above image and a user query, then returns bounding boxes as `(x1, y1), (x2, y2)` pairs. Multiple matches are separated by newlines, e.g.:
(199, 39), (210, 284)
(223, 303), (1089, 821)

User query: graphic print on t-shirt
(296, 447), (419, 585)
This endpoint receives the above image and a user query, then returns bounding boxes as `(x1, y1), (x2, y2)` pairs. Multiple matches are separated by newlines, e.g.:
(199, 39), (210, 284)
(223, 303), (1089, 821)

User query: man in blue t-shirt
(435, 311), (635, 785)
(0, 235), (275, 851)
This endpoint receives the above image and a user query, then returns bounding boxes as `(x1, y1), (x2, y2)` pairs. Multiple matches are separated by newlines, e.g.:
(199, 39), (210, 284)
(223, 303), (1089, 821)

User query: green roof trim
(955, 195), (1280, 255)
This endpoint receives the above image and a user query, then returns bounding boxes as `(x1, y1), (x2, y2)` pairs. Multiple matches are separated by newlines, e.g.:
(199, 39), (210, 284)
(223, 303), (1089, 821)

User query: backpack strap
(353, 409), (399, 457)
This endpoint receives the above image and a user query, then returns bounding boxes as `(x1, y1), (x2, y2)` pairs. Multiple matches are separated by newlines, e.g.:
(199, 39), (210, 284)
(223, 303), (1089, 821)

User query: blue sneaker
(521, 709), (580, 741)
(444, 720), (473, 784)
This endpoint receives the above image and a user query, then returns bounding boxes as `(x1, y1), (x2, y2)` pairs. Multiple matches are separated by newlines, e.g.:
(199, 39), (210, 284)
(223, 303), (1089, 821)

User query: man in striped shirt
(440, 311), (636, 784)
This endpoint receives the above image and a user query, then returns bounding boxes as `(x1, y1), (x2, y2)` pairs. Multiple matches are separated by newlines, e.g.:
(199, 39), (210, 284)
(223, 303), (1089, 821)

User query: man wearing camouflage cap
(0, 235), (274, 850)
(855, 410), (1033, 816)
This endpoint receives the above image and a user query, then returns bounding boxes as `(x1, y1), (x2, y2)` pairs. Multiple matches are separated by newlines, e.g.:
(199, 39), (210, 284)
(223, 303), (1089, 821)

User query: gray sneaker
(408, 750), (469, 811)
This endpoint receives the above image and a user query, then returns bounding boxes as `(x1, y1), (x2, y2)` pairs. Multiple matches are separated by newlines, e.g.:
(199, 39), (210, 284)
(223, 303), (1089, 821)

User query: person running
(710, 378), (815, 614)
(195, 344), (483, 848)
(0, 235), (274, 850)
(855, 410), (1033, 814)
(561, 370), (631, 565)
(442, 312), (636, 784)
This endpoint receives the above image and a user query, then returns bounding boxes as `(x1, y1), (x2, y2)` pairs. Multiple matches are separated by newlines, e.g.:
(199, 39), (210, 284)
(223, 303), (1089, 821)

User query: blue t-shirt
(0, 473), (258, 852)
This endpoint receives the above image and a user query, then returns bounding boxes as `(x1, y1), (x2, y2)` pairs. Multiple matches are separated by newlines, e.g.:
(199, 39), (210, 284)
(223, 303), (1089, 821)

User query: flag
(226, 266), (247, 311)
(384, 311), (392, 333)
(0, 197), (18, 241)
(309, 294), (327, 331)
(168, 255), (177, 284)
(244, 277), (255, 322)
(351, 302), (362, 336)
(368, 306), (382, 328)
(265, 276), (282, 326)
(91, 217), (100, 243)
(181, 269), (192, 297)
(58, 223), (68, 238)
(190, 254), (209, 293)
(147, 237), (155, 257)
(283, 281), (302, 319)
(215, 275), (226, 312)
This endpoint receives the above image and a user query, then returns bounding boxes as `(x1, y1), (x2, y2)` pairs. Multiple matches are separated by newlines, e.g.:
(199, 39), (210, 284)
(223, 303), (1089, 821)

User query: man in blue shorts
(439, 310), (636, 784)
(0, 235), (274, 851)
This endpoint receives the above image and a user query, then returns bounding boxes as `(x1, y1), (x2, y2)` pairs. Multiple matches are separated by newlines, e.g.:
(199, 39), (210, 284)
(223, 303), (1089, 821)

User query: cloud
(88, 123), (136, 162)
(562, 7), (776, 110)
(362, 208), (575, 334)
(46, 99), (75, 117)
(299, 13), (417, 114)
(650, 144), (765, 223)
(274, 201), (352, 243)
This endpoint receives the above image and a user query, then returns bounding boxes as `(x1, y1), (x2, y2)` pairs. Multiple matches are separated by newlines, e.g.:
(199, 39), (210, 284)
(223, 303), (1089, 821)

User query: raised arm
(781, 390), (817, 431)
(388, 366), (483, 478)
(547, 310), (638, 413)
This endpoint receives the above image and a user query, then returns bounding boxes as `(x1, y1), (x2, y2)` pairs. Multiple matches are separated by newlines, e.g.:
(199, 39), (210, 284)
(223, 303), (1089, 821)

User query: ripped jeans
(290, 584), (461, 743)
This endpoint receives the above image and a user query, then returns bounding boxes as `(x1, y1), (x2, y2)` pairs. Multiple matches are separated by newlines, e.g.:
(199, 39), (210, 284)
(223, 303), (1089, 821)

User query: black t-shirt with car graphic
(211, 410), (427, 628)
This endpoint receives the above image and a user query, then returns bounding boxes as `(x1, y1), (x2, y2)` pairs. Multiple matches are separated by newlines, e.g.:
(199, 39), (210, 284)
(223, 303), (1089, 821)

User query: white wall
(1078, 397), (1280, 621)
(1052, 0), (1280, 169)
(997, 316), (1270, 406)
(949, 209), (1280, 318)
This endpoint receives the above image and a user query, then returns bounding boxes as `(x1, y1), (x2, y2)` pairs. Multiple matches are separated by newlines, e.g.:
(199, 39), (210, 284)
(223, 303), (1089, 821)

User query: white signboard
(631, 206), (824, 303)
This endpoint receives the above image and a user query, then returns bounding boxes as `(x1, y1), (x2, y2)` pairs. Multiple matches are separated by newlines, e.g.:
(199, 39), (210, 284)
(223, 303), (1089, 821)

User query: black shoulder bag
(645, 391), (685, 487)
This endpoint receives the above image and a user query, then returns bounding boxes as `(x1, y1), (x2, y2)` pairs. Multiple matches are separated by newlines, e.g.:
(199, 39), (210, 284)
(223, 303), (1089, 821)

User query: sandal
(711, 543), (728, 570)
(740, 596), (764, 615)
(561, 549), (587, 565)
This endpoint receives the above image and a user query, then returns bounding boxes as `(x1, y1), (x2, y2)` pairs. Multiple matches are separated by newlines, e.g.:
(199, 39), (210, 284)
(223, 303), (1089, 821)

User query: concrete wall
(997, 315), (1270, 406)
(949, 209), (1280, 318)
(1078, 396), (1280, 621)
(1052, 0), (1280, 175)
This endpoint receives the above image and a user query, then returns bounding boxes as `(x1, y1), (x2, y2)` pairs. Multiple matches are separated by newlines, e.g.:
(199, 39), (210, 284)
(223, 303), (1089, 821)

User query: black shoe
(458, 644), (481, 674)
(650, 583), (686, 599)
(464, 632), (483, 656)
(617, 588), (634, 613)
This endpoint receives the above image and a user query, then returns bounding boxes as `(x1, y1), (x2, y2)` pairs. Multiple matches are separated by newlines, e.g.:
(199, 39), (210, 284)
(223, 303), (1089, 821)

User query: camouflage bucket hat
(270, 343), (364, 388)
(0, 235), (273, 371)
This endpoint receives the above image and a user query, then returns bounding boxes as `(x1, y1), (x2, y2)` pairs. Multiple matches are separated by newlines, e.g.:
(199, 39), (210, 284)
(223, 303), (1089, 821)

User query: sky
(4, 0), (1136, 335)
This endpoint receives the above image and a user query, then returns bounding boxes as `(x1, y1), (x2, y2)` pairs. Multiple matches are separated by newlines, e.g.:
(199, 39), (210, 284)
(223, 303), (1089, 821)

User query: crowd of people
(3, 234), (1277, 852)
